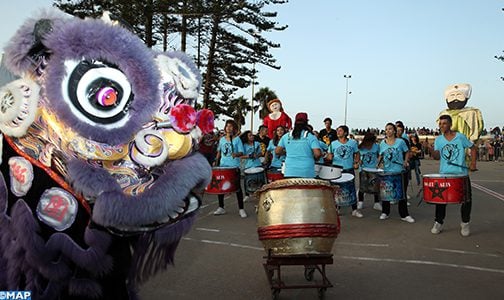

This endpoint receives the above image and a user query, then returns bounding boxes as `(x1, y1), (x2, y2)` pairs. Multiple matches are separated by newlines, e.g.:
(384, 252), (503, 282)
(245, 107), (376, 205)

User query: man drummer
(430, 114), (477, 236)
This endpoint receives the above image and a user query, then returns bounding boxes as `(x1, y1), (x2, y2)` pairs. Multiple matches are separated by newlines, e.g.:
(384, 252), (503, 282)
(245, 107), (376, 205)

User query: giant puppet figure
(0, 10), (214, 299)
(438, 83), (484, 141)
(262, 99), (292, 139)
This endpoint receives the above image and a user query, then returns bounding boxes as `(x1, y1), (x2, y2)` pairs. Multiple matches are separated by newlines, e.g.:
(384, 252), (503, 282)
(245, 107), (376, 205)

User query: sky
(1, 0), (503, 133)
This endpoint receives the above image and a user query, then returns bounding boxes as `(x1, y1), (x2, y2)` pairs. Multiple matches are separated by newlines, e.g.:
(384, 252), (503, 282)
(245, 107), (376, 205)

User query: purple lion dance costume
(0, 9), (214, 299)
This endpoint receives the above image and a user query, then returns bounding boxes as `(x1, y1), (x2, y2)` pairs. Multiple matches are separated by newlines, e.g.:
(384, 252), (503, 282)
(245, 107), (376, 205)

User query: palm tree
(254, 87), (278, 120)
(227, 96), (251, 131)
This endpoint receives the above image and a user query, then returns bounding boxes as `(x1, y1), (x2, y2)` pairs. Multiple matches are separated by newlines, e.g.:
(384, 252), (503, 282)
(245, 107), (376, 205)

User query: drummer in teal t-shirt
(429, 114), (477, 236)
(213, 120), (248, 218)
(378, 123), (414, 223)
(357, 132), (382, 211)
(276, 112), (321, 178)
(327, 125), (362, 218)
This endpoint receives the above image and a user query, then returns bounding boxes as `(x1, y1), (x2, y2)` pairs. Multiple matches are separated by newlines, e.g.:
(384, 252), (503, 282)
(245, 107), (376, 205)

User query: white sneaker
(239, 209), (248, 218)
(401, 216), (415, 223)
(243, 196), (250, 202)
(407, 194), (411, 200)
(373, 202), (382, 211)
(460, 222), (470, 237)
(431, 221), (443, 234)
(379, 213), (389, 220)
(213, 207), (226, 215)
(357, 201), (364, 210)
(351, 210), (363, 218)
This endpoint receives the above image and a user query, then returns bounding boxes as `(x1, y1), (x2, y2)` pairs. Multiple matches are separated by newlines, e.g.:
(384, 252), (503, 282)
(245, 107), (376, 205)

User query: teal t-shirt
(379, 138), (408, 173)
(218, 136), (244, 167)
(267, 139), (286, 168)
(278, 130), (320, 178)
(243, 141), (262, 169)
(434, 132), (473, 175)
(328, 139), (359, 170)
(359, 143), (379, 169)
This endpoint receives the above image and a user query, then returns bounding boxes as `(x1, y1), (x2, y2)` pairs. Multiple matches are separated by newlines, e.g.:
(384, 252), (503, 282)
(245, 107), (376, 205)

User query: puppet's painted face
(444, 84), (470, 110)
(0, 12), (213, 233)
(269, 102), (281, 112)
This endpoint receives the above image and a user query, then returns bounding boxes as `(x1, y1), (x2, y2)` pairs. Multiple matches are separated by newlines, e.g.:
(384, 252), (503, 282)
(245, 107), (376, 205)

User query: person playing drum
(275, 112), (321, 178)
(240, 130), (263, 201)
(265, 125), (286, 171)
(378, 123), (415, 223)
(429, 114), (477, 236)
(213, 120), (248, 218)
(358, 131), (382, 211)
(326, 125), (363, 218)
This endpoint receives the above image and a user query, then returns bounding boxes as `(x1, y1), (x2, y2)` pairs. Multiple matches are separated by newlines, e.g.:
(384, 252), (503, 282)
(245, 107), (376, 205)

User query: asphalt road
(140, 159), (504, 300)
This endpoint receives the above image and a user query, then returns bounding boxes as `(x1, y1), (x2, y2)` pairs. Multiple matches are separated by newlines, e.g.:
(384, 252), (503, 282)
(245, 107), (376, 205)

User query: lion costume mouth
(67, 152), (211, 233)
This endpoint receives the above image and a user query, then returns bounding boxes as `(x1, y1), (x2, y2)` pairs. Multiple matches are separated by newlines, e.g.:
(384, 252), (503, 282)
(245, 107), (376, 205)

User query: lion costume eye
(62, 60), (132, 126)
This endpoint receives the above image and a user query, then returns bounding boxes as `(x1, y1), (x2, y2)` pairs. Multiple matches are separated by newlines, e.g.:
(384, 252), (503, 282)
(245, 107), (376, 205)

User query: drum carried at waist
(423, 174), (469, 204)
(359, 167), (383, 194)
(256, 178), (340, 256)
(205, 167), (240, 194)
(266, 168), (284, 183)
(244, 167), (266, 194)
(330, 173), (357, 207)
(378, 172), (406, 203)
(316, 164), (343, 180)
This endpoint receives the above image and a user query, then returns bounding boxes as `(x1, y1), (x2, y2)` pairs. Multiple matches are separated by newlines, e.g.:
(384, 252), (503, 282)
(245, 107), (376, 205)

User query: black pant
(358, 191), (379, 203)
(434, 177), (472, 224)
(218, 189), (244, 209)
(382, 200), (409, 218)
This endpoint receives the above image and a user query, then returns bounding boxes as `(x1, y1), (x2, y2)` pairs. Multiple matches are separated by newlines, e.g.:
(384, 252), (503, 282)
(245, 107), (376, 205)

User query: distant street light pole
(250, 62), (255, 131)
(343, 74), (352, 125)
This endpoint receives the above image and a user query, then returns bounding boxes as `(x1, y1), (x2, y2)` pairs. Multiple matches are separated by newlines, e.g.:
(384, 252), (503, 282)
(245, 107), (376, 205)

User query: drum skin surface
(256, 178), (340, 255)
(423, 174), (468, 204)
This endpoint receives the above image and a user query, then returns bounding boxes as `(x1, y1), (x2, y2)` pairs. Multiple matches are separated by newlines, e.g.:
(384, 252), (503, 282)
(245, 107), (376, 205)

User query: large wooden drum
(256, 178), (340, 256)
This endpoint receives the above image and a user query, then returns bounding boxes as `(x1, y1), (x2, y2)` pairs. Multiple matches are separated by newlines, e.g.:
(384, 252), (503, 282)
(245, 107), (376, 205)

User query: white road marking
(472, 183), (504, 202)
(195, 227), (220, 232)
(433, 248), (501, 258)
(337, 242), (389, 247)
(183, 237), (264, 251)
(338, 255), (504, 275)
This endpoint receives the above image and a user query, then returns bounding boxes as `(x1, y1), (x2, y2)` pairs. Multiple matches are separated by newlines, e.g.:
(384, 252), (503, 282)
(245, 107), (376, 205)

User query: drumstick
(448, 161), (478, 171)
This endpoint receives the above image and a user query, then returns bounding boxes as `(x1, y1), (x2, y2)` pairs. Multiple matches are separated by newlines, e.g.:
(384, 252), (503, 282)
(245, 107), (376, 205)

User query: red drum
(205, 167), (240, 194)
(266, 168), (284, 183)
(423, 174), (469, 204)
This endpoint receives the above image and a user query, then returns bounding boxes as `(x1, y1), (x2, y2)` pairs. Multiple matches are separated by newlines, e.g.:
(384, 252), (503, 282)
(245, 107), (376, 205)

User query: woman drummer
(357, 131), (382, 211)
(377, 123), (415, 223)
(275, 112), (321, 178)
(326, 125), (363, 218)
(240, 130), (263, 202)
(265, 125), (286, 171)
(213, 120), (248, 218)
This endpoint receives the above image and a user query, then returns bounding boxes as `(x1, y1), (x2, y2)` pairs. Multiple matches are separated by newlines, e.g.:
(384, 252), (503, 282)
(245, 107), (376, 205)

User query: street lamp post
(250, 62), (255, 131)
(343, 74), (351, 125)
